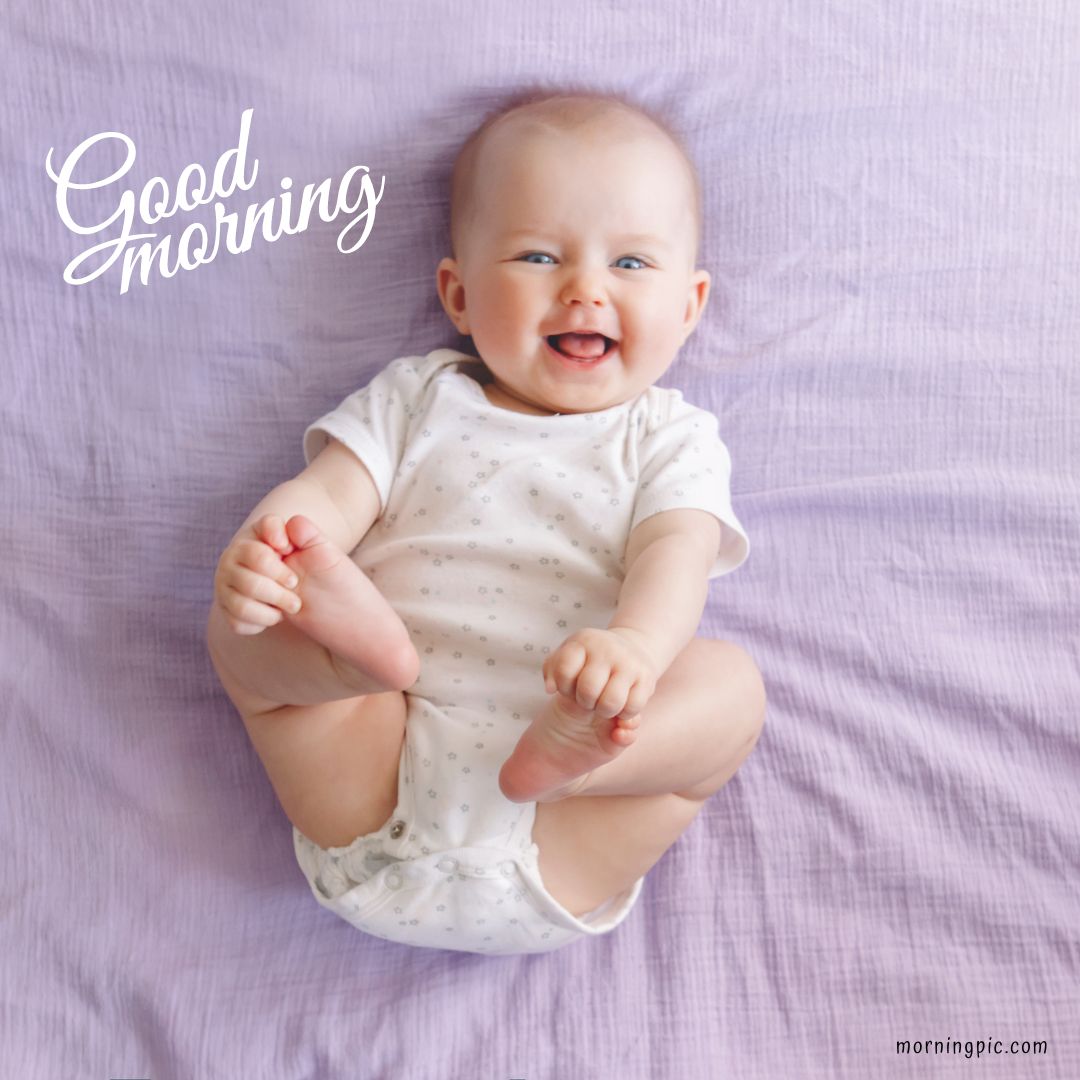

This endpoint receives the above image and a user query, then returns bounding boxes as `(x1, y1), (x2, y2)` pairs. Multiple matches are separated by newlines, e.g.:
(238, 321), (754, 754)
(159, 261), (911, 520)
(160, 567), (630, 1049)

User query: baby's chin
(479, 360), (646, 416)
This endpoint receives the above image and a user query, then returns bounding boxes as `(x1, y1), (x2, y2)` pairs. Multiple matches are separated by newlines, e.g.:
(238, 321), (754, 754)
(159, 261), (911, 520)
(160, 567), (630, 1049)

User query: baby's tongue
(554, 333), (606, 359)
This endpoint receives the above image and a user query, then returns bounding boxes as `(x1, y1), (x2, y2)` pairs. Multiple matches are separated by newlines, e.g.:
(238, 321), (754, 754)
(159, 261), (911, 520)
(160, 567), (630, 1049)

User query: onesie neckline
(448, 353), (639, 424)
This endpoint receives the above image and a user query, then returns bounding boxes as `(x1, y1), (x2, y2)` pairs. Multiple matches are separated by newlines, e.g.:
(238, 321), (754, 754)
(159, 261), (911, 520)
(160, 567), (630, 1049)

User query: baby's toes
(282, 518), (346, 578)
(283, 514), (322, 550)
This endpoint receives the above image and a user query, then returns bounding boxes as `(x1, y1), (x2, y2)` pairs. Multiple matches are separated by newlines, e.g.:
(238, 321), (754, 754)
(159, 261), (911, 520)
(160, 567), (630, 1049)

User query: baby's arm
(542, 509), (720, 721)
(608, 509), (721, 673)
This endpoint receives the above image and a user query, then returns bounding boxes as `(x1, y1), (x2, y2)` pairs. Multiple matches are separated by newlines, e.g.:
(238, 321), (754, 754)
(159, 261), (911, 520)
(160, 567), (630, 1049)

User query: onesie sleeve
(631, 395), (751, 580)
(302, 354), (430, 512)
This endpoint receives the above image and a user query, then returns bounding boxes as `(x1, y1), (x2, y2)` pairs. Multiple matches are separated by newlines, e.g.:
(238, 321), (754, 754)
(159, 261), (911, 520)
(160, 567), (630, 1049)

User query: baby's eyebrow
(505, 229), (671, 249)
(614, 233), (670, 248)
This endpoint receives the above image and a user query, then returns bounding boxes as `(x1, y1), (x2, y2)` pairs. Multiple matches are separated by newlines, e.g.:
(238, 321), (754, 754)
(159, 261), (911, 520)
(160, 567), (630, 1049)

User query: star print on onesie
(292, 347), (750, 953)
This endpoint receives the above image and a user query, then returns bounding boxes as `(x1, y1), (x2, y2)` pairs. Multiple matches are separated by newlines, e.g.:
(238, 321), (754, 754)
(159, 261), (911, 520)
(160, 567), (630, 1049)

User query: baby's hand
(542, 627), (660, 720)
(213, 514), (303, 635)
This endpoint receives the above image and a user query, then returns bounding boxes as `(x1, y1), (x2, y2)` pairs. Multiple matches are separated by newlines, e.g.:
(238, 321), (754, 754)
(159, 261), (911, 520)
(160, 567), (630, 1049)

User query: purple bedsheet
(4, 1), (1078, 1077)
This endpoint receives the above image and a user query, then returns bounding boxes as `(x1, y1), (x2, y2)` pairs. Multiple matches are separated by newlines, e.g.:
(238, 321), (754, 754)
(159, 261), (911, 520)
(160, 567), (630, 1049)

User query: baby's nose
(559, 271), (607, 307)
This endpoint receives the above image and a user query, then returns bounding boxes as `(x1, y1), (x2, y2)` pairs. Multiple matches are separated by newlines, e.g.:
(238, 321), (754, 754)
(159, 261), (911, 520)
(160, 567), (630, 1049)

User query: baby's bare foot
(280, 515), (419, 692)
(498, 694), (639, 804)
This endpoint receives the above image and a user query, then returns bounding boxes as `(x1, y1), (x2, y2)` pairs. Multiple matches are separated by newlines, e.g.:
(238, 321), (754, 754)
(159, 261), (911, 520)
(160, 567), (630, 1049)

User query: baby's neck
(472, 368), (635, 418)
(480, 380), (559, 416)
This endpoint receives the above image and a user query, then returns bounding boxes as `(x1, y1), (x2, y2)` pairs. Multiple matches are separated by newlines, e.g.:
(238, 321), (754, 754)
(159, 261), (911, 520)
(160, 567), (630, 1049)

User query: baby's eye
(519, 252), (555, 264)
(614, 256), (648, 270)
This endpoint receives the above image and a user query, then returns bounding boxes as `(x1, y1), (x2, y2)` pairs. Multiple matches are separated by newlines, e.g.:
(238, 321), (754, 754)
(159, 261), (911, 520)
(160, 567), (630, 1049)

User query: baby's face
(437, 123), (710, 416)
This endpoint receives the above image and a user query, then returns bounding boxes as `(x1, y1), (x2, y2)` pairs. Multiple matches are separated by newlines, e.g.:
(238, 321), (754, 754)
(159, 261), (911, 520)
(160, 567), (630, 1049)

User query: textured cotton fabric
(7, 2), (1079, 1077)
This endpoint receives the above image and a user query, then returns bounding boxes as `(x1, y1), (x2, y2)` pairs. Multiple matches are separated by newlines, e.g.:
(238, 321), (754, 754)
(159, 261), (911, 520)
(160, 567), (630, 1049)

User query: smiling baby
(207, 89), (766, 955)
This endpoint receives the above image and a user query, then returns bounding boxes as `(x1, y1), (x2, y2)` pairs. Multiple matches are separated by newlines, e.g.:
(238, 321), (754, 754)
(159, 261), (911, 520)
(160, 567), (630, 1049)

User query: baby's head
(437, 90), (711, 417)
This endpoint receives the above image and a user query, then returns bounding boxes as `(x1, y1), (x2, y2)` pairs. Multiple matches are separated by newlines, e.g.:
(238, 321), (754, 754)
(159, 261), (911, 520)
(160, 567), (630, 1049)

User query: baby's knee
(731, 644), (766, 736)
(700, 639), (766, 727)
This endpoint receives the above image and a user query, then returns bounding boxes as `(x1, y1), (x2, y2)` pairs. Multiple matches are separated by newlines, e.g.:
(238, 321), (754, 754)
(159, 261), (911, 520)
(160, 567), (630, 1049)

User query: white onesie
(292, 347), (750, 954)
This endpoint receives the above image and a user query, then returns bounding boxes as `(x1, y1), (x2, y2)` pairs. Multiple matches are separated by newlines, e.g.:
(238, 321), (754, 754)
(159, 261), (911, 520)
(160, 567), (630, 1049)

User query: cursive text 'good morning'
(45, 108), (384, 294)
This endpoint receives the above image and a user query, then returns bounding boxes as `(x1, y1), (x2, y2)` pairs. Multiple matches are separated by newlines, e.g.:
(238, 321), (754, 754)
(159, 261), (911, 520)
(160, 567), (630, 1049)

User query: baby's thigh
(253, 691), (408, 851)
(532, 791), (706, 918)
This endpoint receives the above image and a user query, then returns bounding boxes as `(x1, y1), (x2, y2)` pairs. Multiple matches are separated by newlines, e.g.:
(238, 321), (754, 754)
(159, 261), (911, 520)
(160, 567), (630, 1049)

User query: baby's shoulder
(378, 347), (475, 384)
(632, 383), (716, 440)
(355, 347), (480, 403)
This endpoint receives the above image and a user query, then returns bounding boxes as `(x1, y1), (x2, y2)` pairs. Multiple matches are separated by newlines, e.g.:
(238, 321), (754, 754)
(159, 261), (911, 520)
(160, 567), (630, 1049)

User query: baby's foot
(277, 515), (418, 692)
(498, 694), (639, 804)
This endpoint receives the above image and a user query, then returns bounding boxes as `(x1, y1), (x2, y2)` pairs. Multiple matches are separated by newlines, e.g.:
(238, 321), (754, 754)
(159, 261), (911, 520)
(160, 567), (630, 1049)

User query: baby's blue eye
(518, 252), (648, 270)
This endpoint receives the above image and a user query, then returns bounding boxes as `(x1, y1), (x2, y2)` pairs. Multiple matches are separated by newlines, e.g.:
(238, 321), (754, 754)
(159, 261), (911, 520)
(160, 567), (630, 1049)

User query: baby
(207, 91), (766, 955)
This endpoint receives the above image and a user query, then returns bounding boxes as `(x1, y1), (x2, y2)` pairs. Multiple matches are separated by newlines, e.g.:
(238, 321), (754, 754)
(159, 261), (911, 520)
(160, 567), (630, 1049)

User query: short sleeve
(631, 398), (751, 580)
(302, 355), (428, 512)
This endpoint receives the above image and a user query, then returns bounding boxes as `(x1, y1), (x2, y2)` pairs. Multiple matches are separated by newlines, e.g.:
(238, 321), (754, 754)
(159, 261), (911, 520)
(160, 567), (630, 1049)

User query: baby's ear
(681, 269), (711, 340)
(436, 257), (469, 335)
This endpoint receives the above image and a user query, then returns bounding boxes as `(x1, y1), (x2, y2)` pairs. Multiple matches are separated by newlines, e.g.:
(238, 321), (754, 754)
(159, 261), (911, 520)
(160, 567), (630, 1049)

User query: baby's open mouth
(545, 333), (617, 361)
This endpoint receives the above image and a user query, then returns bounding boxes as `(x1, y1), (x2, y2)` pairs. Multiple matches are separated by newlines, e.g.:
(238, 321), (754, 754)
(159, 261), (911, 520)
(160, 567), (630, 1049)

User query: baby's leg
(207, 515), (419, 848)
(501, 639), (764, 803)
(532, 639), (766, 918)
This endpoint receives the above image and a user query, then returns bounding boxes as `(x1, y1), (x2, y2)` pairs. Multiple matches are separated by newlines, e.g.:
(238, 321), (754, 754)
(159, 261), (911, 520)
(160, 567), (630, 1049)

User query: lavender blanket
(4, 1), (1078, 1077)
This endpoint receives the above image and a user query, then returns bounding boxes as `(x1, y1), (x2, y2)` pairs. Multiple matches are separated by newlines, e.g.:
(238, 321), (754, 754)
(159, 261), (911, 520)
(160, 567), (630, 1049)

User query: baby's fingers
(544, 640), (588, 697)
(220, 584), (292, 633)
(592, 669), (637, 720)
(219, 588), (282, 633)
(253, 514), (295, 556)
(226, 566), (302, 617)
(573, 657), (619, 712)
(234, 537), (299, 590)
(618, 675), (658, 720)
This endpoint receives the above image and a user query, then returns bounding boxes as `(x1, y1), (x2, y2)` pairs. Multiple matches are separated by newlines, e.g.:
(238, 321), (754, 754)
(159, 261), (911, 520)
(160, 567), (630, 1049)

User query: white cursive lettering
(45, 108), (384, 293)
